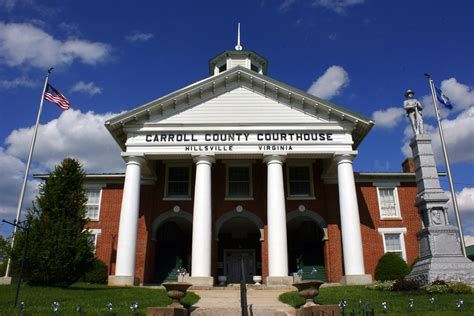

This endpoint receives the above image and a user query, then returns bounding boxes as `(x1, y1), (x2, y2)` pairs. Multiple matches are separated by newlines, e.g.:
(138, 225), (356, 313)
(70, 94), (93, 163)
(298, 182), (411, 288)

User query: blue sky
(0, 0), (473, 238)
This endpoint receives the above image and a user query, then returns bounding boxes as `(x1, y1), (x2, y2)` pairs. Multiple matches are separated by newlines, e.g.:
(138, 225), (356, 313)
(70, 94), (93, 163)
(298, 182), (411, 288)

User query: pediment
(149, 86), (328, 125)
(105, 66), (373, 150)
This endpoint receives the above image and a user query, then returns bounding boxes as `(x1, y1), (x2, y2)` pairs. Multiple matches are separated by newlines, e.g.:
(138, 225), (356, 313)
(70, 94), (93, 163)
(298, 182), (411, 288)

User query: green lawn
(0, 283), (199, 315)
(280, 285), (473, 315)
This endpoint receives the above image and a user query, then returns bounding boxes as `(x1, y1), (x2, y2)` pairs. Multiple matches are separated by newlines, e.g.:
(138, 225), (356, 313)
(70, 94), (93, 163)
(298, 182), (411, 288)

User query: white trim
(164, 162), (192, 199)
(286, 162), (315, 199)
(225, 162), (253, 199)
(84, 184), (105, 221)
(377, 227), (407, 261)
(376, 186), (402, 220)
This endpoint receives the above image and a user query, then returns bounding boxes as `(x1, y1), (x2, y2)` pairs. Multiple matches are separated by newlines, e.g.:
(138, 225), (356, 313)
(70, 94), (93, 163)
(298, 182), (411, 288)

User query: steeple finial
(235, 22), (243, 51)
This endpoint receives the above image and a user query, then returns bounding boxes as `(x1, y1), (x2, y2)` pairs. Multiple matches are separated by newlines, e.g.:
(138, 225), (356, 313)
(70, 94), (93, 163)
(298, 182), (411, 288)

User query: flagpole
(425, 73), (467, 257)
(4, 68), (54, 278)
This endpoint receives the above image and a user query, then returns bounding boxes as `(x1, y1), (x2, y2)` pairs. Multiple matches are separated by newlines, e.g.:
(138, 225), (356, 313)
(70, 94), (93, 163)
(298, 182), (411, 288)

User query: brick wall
(88, 160), (421, 284)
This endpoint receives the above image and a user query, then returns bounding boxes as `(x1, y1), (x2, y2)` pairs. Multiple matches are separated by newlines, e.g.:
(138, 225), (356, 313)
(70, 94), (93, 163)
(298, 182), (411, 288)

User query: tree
(11, 158), (94, 287)
(0, 235), (10, 276)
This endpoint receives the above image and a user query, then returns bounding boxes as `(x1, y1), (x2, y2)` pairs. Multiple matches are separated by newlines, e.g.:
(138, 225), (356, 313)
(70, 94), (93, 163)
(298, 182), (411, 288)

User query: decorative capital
(333, 153), (356, 164)
(192, 155), (215, 165)
(263, 154), (286, 165)
(122, 154), (146, 165)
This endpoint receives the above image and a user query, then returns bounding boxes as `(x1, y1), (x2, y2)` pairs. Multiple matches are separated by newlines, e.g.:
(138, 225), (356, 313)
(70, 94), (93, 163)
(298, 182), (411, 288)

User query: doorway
(216, 215), (262, 283)
(224, 249), (255, 283)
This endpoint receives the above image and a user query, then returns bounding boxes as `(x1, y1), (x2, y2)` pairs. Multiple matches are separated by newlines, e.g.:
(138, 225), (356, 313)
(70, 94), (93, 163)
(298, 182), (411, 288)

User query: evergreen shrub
(83, 259), (108, 284)
(11, 158), (94, 287)
(374, 252), (410, 281)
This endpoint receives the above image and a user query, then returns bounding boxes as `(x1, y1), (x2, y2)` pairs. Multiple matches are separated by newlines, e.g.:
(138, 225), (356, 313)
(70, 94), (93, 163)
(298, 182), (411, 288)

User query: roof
(105, 65), (374, 151)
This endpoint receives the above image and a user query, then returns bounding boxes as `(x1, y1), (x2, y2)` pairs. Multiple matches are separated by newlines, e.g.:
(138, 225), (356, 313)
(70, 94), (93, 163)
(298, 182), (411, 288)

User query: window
(165, 165), (191, 198)
(378, 228), (407, 261)
(87, 229), (101, 252)
(218, 64), (227, 73)
(377, 187), (401, 219)
(287, 164), (314, 198)
(251, 63), (259, 72)
(226, 165), (252, 198)
(85, 188), (102, 220)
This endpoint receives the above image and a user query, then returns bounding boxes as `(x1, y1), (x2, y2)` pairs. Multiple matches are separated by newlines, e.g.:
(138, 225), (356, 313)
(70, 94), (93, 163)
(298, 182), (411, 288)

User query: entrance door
(224, 250), (255, 283)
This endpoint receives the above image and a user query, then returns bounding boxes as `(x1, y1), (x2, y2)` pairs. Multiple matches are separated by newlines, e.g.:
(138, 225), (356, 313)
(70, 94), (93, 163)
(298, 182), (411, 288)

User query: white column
(335, 154), (366, 276)
(264, 155), (289, 277)
(191, 155), (215, 277)
(114, 156), (145, 278)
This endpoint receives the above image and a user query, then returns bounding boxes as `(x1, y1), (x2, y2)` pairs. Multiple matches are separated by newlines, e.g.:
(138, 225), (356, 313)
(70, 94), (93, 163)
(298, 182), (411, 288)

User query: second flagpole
(3, 67), (54, 278)
(425, 73), (467, 257)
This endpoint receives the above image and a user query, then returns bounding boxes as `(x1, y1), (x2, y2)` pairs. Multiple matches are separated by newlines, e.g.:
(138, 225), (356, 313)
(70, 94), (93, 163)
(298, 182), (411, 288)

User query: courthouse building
(82, 47), (421, 286)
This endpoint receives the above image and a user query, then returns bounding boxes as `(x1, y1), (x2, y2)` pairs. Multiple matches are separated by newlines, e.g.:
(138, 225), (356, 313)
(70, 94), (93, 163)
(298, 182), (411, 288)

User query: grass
(279, 285), (473, 315)
(0, 283), (199, 315)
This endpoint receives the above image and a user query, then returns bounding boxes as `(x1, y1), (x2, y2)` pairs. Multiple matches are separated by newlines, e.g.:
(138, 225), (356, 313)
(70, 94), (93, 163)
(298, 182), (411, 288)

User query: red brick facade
(86, 160), (421, 284)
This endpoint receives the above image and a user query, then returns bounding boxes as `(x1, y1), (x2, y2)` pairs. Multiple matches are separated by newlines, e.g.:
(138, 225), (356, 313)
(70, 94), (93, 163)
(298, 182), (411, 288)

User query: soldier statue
(404, 90), (424, 134)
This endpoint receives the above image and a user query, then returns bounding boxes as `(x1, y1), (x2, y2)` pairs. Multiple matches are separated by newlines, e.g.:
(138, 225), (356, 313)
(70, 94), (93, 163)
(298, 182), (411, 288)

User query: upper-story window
(226, 164), (252, 199)
(251, 63), (259, 72)
(85, 188), (102, 221)
(165, 165), (192, 199)
(377, 187), (401, 219)
(287, 164), (314, 199)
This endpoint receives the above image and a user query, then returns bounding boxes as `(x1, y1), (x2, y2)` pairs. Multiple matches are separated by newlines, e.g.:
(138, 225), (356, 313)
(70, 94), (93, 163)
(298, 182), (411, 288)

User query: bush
(82, 259), (108, 284)
(423, 280), (472, 294)
(447, 281), (472, 294)
(392, 278), (420, 291)
(375, 252), (410, 281)
(366, 280), (395, 291)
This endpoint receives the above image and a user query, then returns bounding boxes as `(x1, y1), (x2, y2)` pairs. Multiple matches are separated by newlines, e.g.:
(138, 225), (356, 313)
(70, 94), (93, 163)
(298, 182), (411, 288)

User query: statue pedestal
(406, 135), (474, 284)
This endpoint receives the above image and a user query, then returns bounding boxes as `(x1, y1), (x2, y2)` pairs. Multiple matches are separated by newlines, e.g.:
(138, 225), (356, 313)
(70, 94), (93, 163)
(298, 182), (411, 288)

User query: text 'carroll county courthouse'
(76, 48), (422, 286)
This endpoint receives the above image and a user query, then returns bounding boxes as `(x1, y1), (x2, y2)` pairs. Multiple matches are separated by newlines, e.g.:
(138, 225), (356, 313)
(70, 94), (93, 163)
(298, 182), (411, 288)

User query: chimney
(402, 158), (415, 173)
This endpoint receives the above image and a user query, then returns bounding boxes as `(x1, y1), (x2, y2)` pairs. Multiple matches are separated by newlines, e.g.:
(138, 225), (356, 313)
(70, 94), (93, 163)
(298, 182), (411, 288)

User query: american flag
(44, 84), (70, 110)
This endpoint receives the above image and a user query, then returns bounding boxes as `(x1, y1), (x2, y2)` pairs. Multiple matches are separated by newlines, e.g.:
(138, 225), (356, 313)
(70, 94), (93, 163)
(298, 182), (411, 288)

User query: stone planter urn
(162, 282), (192, 308)
(217, 275), (227, 286)
(293, 280), (324, 307)
(253, 275), (262, 285)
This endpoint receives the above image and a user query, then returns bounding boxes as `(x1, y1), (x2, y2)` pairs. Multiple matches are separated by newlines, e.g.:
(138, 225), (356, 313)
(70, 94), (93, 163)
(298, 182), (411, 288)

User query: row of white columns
(111, 153), (367, 284)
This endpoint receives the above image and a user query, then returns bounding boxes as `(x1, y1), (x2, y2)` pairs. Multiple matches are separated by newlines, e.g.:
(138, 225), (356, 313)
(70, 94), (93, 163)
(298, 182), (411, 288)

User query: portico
(106, 48), (374, 286)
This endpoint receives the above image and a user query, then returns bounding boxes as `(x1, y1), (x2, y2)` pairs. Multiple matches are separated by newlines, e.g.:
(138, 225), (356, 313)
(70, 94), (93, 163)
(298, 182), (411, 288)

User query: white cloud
(279, 0), (295, 12)
(307, 65), (349, 100)
(446, 187), (474, 237)
(1, 109), (124, 224)
(440, 78), (474, 111)
(125, 31), (154, 43)
(401, 106), (474, 164)
(418, 78), (474, 118)
(0, 76), (36, 89)
(0, 22), (111, 69)
(372, 107), (405, 128)
(70, 81), (103, 96)
(5, 109), (124, 172)
(311, 0), (364, 14)
(0, 147), (40, 219)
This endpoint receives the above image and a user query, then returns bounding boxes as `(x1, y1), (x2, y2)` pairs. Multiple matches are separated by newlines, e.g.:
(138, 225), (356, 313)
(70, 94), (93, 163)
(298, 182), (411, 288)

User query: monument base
(0, 277), (15, 285)
(340, 274), (372, 285)
(108, 275), (139, 286)
(407, 256), (474, 285)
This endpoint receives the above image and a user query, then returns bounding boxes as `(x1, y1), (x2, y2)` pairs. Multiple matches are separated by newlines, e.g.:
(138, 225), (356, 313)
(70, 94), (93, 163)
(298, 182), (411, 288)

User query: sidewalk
(190, 287), (297, 316)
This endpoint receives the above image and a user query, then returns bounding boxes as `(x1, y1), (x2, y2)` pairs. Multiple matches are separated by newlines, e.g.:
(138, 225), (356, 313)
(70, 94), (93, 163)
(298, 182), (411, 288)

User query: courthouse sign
(126, 131), (352, 154)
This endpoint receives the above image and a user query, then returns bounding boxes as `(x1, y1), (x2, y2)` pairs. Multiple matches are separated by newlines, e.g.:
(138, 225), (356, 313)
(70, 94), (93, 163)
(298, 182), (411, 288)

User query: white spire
(235, 22), (243, 51)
